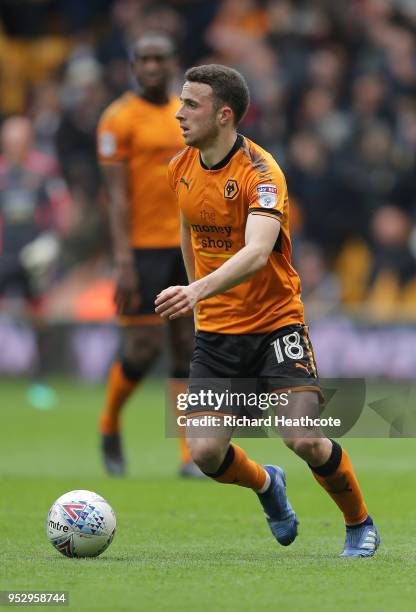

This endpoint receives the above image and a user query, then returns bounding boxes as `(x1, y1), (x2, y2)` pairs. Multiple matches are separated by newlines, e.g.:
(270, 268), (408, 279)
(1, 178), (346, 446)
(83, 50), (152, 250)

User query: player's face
(176, 81), (220, 148)
(1, 118), (32, 163)
(133, 38), (175, 93)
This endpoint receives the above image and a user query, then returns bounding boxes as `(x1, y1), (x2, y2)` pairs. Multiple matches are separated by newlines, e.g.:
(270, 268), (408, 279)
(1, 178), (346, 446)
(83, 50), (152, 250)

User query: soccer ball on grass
(46, 490), (116, 558)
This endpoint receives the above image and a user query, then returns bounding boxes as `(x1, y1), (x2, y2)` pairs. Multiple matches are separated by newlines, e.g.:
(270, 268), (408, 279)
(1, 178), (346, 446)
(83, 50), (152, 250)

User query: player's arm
(195, 214), (280, 294)
(155, 214), (280, 319)
(100, 162), (140, 314)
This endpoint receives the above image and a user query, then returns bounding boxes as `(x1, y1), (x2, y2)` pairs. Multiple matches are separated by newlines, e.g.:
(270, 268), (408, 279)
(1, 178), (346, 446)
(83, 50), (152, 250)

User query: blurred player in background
(97, 32), (199, 477)
(156, 65), (380, 557)
(0, 116), (68, 409)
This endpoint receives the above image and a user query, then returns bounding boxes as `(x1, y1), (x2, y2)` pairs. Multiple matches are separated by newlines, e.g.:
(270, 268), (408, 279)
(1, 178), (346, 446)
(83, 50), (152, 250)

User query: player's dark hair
(184, 64), (250, 125)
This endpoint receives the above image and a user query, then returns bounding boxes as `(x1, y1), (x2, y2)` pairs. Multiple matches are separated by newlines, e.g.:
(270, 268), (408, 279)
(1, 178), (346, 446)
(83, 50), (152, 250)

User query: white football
(46, 490), (116, 558)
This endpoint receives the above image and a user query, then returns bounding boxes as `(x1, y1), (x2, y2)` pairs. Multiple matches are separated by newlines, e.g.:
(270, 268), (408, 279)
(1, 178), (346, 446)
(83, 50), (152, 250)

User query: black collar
(199, 134), (243, 170)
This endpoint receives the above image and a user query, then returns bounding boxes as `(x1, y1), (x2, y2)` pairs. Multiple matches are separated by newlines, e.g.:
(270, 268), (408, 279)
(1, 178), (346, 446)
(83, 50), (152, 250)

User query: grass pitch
(1, 378), (416, 611)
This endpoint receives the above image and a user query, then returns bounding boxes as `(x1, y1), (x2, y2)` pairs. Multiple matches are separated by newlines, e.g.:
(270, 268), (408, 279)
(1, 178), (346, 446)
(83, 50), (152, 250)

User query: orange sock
(169, 379), (192, 464)
(178, 435), (192, 464)
(311, 444), (368, 525)
(99, 362), (139, 435)
(207, 444), (267, 491)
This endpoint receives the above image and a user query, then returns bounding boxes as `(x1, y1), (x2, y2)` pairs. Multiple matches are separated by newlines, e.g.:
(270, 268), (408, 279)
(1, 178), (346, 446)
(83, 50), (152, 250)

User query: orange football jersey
(97, 92), (184, 248)
(168, 135), (304, 334)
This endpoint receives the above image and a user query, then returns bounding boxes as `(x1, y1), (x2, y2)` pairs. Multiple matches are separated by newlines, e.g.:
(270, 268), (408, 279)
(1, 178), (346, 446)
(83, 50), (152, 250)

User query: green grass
(1, 378), (416, 611)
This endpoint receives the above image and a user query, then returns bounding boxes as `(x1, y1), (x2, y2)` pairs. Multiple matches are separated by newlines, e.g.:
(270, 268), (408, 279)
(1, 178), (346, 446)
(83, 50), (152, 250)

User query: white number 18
(271, 332), (304, 363)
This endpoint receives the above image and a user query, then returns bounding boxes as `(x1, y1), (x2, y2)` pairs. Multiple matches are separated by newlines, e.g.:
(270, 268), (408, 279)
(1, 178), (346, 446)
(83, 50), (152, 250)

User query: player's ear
(218, 106), (234, 126)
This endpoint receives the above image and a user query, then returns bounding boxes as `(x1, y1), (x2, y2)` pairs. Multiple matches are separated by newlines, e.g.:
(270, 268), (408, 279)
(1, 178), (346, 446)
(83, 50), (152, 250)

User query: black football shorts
(123, 247), (188, 317)
(187, 324), (321, 416)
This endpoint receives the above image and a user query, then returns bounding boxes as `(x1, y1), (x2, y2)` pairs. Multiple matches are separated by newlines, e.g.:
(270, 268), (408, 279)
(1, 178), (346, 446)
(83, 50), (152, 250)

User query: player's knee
(283, 437), (322, 461)
(186, 437), (223, 472)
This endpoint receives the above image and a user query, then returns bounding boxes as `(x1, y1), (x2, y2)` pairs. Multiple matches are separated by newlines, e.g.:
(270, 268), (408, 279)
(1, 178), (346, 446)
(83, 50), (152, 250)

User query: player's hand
(114, 259), (141, 315)
(155, 285), (198, 319)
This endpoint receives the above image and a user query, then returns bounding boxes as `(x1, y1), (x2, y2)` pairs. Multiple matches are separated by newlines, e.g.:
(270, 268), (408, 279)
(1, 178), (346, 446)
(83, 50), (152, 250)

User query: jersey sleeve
(247, 164), (287, 221)
(167, 159), (177, 193)
(97, 107), (131, 164)
(166, 147), (191, 197)
(167, 148), (186, 193)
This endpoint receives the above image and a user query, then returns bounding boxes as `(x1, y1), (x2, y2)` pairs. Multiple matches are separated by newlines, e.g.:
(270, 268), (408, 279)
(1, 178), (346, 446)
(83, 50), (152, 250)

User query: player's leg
(167, 247), (205, 477)
(0, 257), (56, 409)
(280, 389), (380, 557)
(185, 418), (297, 546)
(99, 322), (164, 475)
(258, 323), (379, 554)
(27, 307), (57, 410)
(185, 329), (298, 545)
(186, 422), (271, 494)
(168, 315), (206, 477)
(100, 248), (168, 475)
(186, 426), (265, 487)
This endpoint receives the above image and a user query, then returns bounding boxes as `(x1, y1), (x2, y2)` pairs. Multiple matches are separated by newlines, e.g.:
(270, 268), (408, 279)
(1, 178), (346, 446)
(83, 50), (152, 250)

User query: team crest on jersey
(99, 132), (116, 157)
(257, 184), (277, 208)
(224, 179), (239, 200)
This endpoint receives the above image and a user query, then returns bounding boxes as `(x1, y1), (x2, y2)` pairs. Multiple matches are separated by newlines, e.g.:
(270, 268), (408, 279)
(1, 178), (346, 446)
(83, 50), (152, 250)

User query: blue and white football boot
(339, 517), (380, 558)
(257, 465), (298, 546)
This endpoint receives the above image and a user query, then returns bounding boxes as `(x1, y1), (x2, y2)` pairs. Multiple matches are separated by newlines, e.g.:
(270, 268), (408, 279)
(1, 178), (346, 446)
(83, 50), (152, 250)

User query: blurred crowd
(1, 0), (416, 320)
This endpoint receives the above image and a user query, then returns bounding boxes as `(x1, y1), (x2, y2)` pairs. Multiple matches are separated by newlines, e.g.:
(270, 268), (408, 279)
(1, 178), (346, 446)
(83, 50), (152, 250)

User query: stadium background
(1, 1), (416, 610)
(1, 0), (416, 379)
